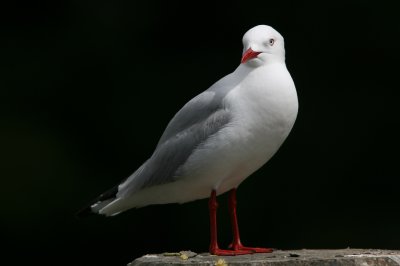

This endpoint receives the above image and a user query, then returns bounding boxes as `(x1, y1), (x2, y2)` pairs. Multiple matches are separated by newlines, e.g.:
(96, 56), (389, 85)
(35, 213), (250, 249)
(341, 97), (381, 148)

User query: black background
(2, 1), (400, 265)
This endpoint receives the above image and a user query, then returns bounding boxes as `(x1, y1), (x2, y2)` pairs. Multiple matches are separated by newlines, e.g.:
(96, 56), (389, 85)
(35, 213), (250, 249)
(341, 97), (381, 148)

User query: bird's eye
(269, 39), (275, 46)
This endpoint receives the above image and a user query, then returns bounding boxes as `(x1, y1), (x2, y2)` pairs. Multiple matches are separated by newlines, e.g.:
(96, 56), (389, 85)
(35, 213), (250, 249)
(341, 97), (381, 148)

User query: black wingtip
(76, 185), (119, 219)
(75, 205), (95, 219)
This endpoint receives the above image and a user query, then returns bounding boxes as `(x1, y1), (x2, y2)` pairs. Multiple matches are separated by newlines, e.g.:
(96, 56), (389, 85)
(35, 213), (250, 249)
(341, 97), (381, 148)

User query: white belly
(178, 114), (294, 197)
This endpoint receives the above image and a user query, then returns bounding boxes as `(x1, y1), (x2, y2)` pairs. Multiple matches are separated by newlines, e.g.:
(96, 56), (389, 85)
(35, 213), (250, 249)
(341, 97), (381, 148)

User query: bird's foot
(229, 243), (273, 253)
(210, 247), (253, 256)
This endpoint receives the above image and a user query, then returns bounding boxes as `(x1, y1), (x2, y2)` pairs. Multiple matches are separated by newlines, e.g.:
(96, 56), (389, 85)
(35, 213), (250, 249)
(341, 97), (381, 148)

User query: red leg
(209, 190), (252, 256)
(228, 188), (273, 253)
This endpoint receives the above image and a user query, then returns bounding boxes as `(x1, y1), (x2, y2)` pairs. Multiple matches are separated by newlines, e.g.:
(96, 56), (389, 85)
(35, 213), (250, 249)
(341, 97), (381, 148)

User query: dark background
(1, 0), (400, 265)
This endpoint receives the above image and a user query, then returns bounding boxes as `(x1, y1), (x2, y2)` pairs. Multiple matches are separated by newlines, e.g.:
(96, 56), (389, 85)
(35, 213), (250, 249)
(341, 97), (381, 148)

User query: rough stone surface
(128, 249), (400, 266)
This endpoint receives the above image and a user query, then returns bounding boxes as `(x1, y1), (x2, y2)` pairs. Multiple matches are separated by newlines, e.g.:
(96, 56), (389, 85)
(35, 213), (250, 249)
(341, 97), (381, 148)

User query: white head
(241, 25), (285, 67)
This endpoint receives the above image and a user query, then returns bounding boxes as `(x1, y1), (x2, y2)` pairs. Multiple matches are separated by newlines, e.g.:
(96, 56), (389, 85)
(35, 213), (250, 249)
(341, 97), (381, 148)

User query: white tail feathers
(92, 198), (124, 216)
(91, 199), (114, 214)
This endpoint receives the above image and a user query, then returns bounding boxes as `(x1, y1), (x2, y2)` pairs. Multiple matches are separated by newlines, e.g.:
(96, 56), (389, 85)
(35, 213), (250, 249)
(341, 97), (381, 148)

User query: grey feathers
(117, 90), (232, 198)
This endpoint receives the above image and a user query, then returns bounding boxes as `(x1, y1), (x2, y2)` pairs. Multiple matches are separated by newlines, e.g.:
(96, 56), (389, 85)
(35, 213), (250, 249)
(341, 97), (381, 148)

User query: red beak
(241, 48), (261, 63)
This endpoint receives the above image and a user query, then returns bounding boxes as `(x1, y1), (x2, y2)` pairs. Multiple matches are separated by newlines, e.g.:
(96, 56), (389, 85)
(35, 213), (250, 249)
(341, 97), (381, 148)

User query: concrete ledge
(129, 249), (400, 266)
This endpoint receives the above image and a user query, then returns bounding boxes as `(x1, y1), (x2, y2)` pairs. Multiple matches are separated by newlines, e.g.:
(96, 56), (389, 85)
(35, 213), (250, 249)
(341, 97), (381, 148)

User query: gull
(79, 25), (298, 255)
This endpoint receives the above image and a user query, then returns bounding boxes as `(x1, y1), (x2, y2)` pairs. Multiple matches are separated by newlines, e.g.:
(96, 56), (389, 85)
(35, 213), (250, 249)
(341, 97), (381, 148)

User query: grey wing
(157, 70), (240, 147)
(156, 91), (220, 147)
(117, 90), (231, 198)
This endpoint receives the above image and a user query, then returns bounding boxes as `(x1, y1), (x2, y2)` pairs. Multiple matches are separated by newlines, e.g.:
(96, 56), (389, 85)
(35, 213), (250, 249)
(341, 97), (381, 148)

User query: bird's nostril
(241, 48), (261, 63)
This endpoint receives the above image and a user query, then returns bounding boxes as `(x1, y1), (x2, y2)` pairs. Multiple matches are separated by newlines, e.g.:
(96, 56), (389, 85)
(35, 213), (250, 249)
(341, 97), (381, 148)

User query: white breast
(214, 63), (298, 192)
